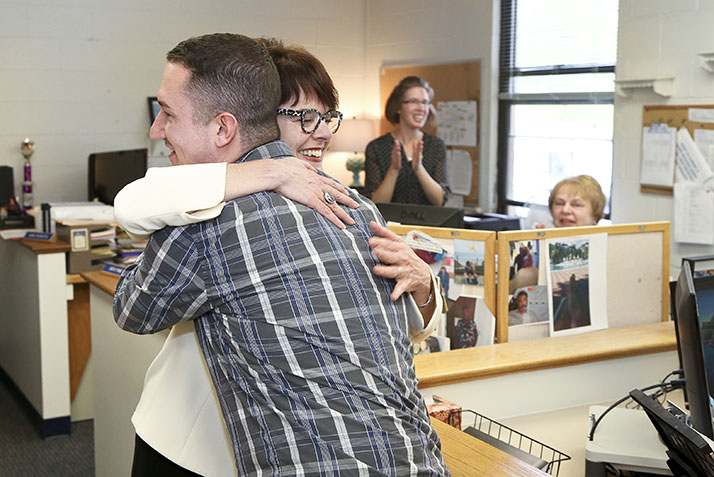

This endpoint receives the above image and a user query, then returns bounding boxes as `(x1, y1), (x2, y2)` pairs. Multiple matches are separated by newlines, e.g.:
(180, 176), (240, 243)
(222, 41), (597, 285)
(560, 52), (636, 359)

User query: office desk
(414, 322), (678, 476)
(585, 405), (671, 475)
(0, 237), (71, 436)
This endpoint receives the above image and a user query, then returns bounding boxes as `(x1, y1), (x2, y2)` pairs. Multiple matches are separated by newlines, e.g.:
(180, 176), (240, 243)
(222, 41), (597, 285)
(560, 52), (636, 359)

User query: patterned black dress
(364, 132), (451, 205)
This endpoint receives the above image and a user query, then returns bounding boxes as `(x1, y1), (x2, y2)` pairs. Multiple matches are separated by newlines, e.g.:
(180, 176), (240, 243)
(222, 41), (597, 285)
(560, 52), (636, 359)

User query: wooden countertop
(19, 238), (70, 254)
(432, 418), (549, 476)
(85, 267), (677, 391)
(81, 270), (119, 295)
(415, 320), (677, 388)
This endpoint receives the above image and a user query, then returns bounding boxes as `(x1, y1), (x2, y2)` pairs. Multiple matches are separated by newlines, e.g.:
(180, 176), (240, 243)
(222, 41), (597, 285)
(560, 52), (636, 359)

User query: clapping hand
(410, 140), (424, 171)
(390, 139), (403, 171)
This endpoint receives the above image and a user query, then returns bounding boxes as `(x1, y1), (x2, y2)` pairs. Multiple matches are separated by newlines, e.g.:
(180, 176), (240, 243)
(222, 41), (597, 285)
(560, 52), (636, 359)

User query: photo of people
(509, 240), (539, 293)
(453, 239), (485, 293)
(545, 233), (608, 337)
(446, 296), (479, 349)
(548, 238), (591, 331)
(508, 286), (548, 326)
(413, 335), (451, 355)
(436, 261), (453, 302)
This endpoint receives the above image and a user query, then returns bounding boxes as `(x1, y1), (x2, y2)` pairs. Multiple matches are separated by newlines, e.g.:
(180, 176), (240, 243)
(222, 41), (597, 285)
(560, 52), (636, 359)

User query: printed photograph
(413, 335), (451, 355)
(508, 285), (548, 326)
(453, 239), (485, 288)
(446, 296), (478, 349)
(548, 238), (591, 331)
(508, 240), (539, 293)
(433, 257), (455, 303)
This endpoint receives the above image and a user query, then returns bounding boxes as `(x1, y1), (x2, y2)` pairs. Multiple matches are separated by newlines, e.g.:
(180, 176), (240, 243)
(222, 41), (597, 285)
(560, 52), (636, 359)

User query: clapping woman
(364, 76), (451, 205)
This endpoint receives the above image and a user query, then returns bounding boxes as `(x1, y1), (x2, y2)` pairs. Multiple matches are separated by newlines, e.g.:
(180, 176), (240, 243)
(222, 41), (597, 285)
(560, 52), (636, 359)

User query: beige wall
(615, 0), (714, 273)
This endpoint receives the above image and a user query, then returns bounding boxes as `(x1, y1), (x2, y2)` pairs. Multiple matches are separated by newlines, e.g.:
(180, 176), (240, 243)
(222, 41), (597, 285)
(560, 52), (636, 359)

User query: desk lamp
(329, 118), (375, 187)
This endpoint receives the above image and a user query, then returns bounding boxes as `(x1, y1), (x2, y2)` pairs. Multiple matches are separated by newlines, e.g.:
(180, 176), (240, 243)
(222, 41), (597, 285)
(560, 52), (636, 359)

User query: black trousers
(131, 434), (203, 477)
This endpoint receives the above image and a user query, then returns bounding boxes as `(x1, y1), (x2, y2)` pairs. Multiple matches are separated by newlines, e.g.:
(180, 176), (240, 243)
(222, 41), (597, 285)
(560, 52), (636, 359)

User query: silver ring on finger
(396, 267), (402, 279)
(324, 191), (335, 205)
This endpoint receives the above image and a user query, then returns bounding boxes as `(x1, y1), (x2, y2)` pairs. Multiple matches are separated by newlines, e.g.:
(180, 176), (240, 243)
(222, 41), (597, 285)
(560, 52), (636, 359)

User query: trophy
(21, 138), (35, 212)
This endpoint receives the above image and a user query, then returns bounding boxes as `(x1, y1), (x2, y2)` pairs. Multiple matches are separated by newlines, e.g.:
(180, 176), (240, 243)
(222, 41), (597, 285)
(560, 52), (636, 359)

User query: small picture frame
(70, 228), (89, 252)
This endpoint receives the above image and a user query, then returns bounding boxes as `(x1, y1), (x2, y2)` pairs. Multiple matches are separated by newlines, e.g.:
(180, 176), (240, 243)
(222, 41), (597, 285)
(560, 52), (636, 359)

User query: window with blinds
(497, 0), (619, 225)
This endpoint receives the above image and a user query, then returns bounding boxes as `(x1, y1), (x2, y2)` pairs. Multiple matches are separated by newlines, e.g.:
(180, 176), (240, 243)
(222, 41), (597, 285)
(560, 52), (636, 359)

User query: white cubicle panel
(0, 238), (70, 435)
(89, 282), (168, 477)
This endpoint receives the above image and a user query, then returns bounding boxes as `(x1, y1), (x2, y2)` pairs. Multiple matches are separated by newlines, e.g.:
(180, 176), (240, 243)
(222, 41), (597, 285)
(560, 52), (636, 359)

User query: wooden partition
(387, 224), (497, 314)
(496, 222), (670, 343)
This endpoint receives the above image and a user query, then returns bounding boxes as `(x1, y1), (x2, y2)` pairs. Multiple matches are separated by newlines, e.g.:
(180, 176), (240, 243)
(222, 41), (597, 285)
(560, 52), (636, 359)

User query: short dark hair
(255, 37), (339, 110)
(166, 33), (280, 149)
(384, 76), (436, 126)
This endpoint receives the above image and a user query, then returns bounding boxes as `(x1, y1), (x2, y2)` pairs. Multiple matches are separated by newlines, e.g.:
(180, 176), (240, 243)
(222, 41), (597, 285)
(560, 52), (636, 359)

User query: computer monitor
(376, 202), (464, 228)
(674, 261), (714, 439)
(88, 148), (147, 205)
(0, 166), (13, 207)
(148, 96), (160, 124)
(463, 212), (521, 231)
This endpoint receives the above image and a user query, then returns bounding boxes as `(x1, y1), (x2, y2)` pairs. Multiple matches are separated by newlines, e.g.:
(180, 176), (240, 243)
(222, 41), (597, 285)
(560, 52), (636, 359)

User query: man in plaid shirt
(114, 33), (447, 476)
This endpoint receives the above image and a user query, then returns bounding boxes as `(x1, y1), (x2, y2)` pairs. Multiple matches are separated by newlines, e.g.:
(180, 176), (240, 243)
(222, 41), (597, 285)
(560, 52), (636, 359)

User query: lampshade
(329, 118), (376, 154)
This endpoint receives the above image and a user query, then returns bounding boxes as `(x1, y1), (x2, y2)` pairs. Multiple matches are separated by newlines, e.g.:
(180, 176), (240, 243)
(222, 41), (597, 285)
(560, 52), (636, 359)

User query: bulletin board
(496, 222), (670, 343)
(388, 224), (496, 315)
(380, 61), (481, 204)
(641, 104), (714, 195)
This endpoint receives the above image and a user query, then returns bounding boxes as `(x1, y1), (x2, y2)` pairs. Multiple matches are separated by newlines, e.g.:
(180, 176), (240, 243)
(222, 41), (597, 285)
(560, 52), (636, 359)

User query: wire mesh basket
(452, 409), (571, 476)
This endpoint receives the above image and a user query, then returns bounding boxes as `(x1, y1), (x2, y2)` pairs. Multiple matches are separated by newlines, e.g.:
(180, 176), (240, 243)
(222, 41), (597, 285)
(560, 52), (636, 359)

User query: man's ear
(214, 112), (238, 148)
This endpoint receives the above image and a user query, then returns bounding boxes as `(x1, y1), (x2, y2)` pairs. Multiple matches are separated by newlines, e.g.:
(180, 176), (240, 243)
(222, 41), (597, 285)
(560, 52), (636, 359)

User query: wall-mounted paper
(436, 101), (477, 147)
(640, 124), (676, 187)
(446, 149), (473, 195)
(694, 129), (714, 171)
(673, 182), (714, 245)
(676, 127), (714, 183)
(689, 108), (714, 124)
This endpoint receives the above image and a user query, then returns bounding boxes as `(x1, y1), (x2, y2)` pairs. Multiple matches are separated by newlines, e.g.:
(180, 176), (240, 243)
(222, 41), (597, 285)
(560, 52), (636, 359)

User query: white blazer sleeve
(407, 270), (443, 344)
(114, 163), (227, 240)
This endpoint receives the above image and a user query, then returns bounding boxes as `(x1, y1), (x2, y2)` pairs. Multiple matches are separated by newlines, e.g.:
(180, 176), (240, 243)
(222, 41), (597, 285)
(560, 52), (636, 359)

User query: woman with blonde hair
(548, 175), (606, 227)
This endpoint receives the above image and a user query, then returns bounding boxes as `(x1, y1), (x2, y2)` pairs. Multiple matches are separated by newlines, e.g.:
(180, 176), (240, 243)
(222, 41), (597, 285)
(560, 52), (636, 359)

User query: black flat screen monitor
(376, 203), (463, 228)
(0, 166), (13, 207)
(630, 388), (714, 476)
(463, 212), (521, 231)
(674, 261), (714, 439)
(88, 148), (147, 206)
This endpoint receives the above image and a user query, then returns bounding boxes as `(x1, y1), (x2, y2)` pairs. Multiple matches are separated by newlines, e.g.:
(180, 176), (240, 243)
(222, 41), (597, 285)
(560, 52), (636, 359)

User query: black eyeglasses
(402, 99), (431, 106)
(276, 108), (343, 134)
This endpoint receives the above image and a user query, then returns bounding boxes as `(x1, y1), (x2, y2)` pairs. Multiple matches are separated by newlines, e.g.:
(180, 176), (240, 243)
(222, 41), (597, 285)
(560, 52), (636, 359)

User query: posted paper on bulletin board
(436, 101), (477, 147)
(640, 123), (676, 188)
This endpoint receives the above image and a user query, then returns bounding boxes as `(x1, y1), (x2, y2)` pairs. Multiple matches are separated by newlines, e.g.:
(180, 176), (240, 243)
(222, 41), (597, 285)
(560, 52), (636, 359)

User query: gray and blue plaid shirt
(114, 140), (448, 476)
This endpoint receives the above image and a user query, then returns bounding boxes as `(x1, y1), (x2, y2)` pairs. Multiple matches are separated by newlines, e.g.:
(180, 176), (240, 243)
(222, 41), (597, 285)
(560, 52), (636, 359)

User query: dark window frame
(496, 0), (616, 217)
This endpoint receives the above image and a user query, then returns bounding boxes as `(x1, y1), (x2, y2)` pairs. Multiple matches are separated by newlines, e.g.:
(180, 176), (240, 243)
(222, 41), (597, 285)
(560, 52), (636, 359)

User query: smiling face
(397, 86), (430, 130)
(150, 62), (217, 166)
(276, 92), (333, 170)
(550, 185), (597, 227)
